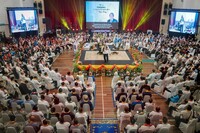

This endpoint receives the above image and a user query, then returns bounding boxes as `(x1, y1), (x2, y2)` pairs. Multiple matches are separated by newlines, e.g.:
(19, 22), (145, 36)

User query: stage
(76, 43), (139, 71)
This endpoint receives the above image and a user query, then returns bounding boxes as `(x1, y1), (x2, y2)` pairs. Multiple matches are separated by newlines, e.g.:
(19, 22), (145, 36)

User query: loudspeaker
(169, 3), (173, 9)
(33, 2), (37, 8)
(42, 18), (46, 24)
(164, 3), (168, 9)
(161, 19), (165, 25)
(38, 2), (42, 8)
(163, 10), (167, 15)
(168, 10), (171, 15)
(39, 9), (43, 14)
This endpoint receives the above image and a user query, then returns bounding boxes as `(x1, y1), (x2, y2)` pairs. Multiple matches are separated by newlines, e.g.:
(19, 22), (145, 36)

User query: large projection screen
(7, 8), (39, 33)
(86, 1), (120, 30)
(168, 10), (199, 34)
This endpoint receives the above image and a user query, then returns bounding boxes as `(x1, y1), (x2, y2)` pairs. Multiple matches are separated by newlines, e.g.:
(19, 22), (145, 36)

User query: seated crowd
(110, 32), (200, 132)
(0, 33), (96, 133)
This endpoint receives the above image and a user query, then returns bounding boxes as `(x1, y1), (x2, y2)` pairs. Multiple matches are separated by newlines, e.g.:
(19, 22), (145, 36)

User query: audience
(0, 31), (200, 133)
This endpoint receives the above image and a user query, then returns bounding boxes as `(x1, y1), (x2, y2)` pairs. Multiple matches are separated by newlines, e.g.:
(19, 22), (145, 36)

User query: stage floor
(79, 48), (134, 65)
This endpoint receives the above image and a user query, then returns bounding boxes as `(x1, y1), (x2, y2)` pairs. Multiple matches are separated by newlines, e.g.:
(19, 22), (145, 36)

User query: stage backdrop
(44, 0), (162, 32)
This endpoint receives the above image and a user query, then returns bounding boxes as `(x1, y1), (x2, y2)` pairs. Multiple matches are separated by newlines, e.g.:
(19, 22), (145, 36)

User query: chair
(135, 114), (146, 127)
(157, 127), (170, 133)
(24, 126), (36, 133)
(71, 95), (79, 107)
(40, 128), (53, 133)
(119, 94), (127, 102)
(83, 104), (91, 118)
(120, 119), (130, 132)
(24, 103), (33, 113)
(58, 96), (67, 105)
(45, 95), (53, 104)
(32, 114), (42, 125)
(2, 113), (10, 124)
(11, 102), (18, 112)
(38, 104), (49, 117)
(50, 116), (58, 126)
(63, 115), (72, 124)
(129, 95), (137, 104)
(141, 130), (154, 133)
(54, 104), (63, 114)
(76, 116), (87, 126)
(179, 119), (198, 133)
(6, 127), (17, 133)
(150, 114), (161, 127)
(30, 95), (38, 104)
(145, 104), (154, 114)
(65, 104), (75, 114)
(133, 104), (142, 113)
(143, 95), (151, 103)
(127, 128), (137, 133)
(87, 77), (94, 83)
(71, 128), (81, 133)
(15, 114), (26, 124)
(117, 104), (128, 118)
(57, 128), (69, 133)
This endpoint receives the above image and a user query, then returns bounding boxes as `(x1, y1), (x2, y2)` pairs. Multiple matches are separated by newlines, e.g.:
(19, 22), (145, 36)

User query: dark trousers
(103, 54), (109, 63)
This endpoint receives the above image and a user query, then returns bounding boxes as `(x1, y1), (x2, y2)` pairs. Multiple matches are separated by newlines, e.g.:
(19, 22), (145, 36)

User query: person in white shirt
(77, 71), (84, 85)
(59, 82), (69, 96)
(85, 83), (94, 97)
(38, 95), (50, 108)
(103, 45), (110, 63)
(31, 76), (42, 92)
(40, 119), (54, 132)
(162, 80), (176, 95)
(54, 68), (62, 87)
(28, 105), (44, 119)
(56, 118), (70, 131)
(125, 117), (138, 133)
(43, 64), (50, 74)
(66, 72), (74, 84)
(75, 107), (88, 126)
(146, 69), (156, 83)
(155, 117), (171, 133)
(149, 106), (163, 120)
(43, 72), (54, 89)
(38, 61), (44, 72)
(65, 97), (76, 110)
(119, 106), (132, 128)
(138, 118), (155, 133)
(56, 88), (68, 103)
(0, 86), (8, 100)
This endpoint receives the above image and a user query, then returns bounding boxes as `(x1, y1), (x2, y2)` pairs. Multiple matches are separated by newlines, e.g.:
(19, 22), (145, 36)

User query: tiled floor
(52, 49), (182, 133)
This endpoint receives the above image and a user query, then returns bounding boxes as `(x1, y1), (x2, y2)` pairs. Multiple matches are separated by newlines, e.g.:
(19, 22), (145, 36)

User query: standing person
(103, 45), (110, 63)
(179, 15), (185, 32)
(20, 14), (27, 30)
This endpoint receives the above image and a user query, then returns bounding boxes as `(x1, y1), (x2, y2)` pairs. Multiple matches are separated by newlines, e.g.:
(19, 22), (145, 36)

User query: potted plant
(135, 64), (143, 73)
(73, 63), (79, 76)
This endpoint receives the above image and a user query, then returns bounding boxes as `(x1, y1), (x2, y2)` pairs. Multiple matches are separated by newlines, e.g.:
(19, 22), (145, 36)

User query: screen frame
(85, 0), (120, 30)
(7, 7), (39, 34)
(168, 8), (200, 35)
